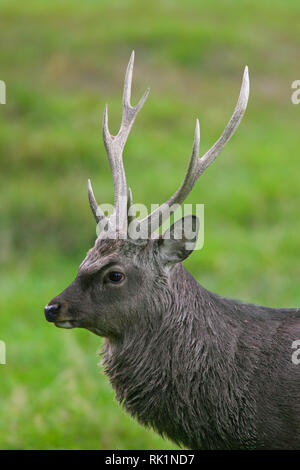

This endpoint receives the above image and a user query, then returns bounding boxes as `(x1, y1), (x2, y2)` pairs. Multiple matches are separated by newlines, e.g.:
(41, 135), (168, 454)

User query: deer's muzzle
(44, 300), (75, 329)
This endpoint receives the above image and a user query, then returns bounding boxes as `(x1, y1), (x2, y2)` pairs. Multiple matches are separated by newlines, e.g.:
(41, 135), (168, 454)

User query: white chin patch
(55, 321), (74, 329)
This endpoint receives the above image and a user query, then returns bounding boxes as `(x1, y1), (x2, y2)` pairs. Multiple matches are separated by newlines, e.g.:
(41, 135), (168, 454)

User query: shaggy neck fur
(102, 263), (300, 450)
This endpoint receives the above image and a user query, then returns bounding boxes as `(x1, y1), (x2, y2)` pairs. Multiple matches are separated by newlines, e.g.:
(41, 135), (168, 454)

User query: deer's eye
(107, 271), (125, 284)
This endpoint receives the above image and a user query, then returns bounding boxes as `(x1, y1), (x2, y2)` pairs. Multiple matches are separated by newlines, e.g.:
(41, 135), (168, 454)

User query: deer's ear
(156, 215), (199, 267)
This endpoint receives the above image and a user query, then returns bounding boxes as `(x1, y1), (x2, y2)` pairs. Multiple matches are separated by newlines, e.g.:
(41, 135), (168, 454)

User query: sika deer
(45, 52), (300, 449)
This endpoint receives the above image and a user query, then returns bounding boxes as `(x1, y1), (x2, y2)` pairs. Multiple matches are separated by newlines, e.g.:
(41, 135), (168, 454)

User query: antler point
(195, 119), (200, 138)
(128, 51), (135, 67)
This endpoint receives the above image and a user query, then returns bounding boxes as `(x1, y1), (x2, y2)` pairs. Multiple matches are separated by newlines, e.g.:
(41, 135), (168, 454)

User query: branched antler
(88, 51), (149, 234)
(89, 52), (249, 239)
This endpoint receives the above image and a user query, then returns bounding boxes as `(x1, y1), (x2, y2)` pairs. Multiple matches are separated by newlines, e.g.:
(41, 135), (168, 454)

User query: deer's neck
(102, 263), (258, 449)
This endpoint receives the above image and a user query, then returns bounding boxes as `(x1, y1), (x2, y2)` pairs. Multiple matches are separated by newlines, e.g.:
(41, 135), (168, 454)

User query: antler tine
(197, 66), (249, 174)
(127, 187), (136, 224)
(122, 51), (150, 127)
(87, 178), (108, 225)
(101, 51), (150, 233)
(137, 66), (249, 236)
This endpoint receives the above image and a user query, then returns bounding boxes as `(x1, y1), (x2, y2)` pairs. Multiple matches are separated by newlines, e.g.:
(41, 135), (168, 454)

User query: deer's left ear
(156, 215), (199, 267)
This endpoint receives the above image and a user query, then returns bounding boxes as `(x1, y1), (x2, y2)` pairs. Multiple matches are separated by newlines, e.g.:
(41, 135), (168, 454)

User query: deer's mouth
(55, 320), (76, 329)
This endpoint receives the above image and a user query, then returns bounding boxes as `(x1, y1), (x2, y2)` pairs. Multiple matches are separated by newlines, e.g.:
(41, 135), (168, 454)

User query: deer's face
(44, 219), (199, 339)
(45, 237), (152, 338)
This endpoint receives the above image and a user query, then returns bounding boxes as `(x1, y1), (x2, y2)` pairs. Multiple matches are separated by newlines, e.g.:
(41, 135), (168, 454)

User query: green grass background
(0, 0), (299, 449)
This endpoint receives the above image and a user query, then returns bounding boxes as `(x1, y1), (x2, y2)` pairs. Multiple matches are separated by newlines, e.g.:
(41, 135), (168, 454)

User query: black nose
(44, 303), (60, 322)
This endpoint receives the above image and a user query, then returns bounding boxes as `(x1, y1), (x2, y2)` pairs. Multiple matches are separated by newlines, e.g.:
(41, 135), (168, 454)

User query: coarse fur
(46, 234), (300, 450)
(101, 243), (300, 450)
(44, 53), (300, 450)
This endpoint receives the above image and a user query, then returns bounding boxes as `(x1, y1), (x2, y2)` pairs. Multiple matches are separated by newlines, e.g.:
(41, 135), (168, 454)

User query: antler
(88, 51), (150, 234)
(89, 53), (249, 239)
(136, 66), (249, 237)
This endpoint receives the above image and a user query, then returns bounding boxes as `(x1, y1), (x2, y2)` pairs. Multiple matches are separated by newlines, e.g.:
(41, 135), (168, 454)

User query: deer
(44, 52), (300, 450)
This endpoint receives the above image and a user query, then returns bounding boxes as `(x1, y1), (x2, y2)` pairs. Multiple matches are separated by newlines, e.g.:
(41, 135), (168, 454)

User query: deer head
(44, 52), (249, 340)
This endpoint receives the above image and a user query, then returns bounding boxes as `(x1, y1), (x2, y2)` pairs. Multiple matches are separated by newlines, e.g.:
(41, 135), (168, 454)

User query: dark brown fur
(46, 230), (300, 450)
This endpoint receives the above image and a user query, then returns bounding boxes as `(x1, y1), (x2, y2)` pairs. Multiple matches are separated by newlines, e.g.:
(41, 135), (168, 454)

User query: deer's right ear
(156, 215), (199, 267)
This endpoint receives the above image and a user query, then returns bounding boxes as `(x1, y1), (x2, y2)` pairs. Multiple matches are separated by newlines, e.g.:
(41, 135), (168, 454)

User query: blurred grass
(0, 0), (300, 449)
